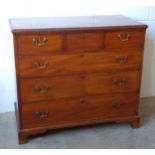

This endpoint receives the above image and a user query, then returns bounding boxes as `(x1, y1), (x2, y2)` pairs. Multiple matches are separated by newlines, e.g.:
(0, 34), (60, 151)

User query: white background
(0, 0), (155, 113)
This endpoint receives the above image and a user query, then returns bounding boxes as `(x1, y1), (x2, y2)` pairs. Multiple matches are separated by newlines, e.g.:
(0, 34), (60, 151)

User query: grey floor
(0, 97), (155, 149)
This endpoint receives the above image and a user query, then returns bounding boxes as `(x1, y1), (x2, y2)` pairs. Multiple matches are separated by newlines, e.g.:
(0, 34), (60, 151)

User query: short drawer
(16, 34), (63, 55)
(19, 70), (140, 103)
(21, 93), (138, 128)
(105, 31), (145, 48)
(66, 32), (104, 51)
(18, 49), (142, 78)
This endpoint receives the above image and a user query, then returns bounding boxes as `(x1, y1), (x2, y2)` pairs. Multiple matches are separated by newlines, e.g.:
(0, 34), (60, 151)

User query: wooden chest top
(9, 15), (147, 33)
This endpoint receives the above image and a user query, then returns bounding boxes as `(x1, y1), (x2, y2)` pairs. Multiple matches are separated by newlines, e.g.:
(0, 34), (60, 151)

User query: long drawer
(19, 70), (140, 103)
(21, 93), (138, 128)
(18, 49), (142, 78)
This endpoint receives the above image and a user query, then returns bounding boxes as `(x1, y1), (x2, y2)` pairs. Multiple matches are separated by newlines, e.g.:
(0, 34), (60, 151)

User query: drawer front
(19, 71), (140, 102)
(20, 75), (84, 103)
(18, 49), (141, 78)
(85, 70), (140, 95)
(17, 34), (63, 55)
(21, 93), (138, 128)
(66, 32), (104, 51)
(105, 31), (145, 48)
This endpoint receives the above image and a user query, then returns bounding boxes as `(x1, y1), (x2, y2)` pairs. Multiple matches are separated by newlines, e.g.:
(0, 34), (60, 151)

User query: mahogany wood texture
(10, 15), (147, 144)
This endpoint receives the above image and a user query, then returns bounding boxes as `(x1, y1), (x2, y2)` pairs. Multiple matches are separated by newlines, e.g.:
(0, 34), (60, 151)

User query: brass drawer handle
(35, 111), (49, 118)
(113, 78), (127, 86)
(32, 37), (48, 47)
(115, 55), (128, 64)
(118, 33), (131, 42)
(35, 85), (49, 93)
(34, 61), (48, 69)
(112, 101), (124, 108)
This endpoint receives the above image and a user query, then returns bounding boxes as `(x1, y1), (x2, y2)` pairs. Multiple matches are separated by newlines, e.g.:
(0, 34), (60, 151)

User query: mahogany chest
(9, 15), (148, 144)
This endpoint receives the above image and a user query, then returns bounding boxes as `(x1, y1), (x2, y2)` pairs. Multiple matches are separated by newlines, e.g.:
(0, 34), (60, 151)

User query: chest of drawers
(10, 15), (147, 144)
